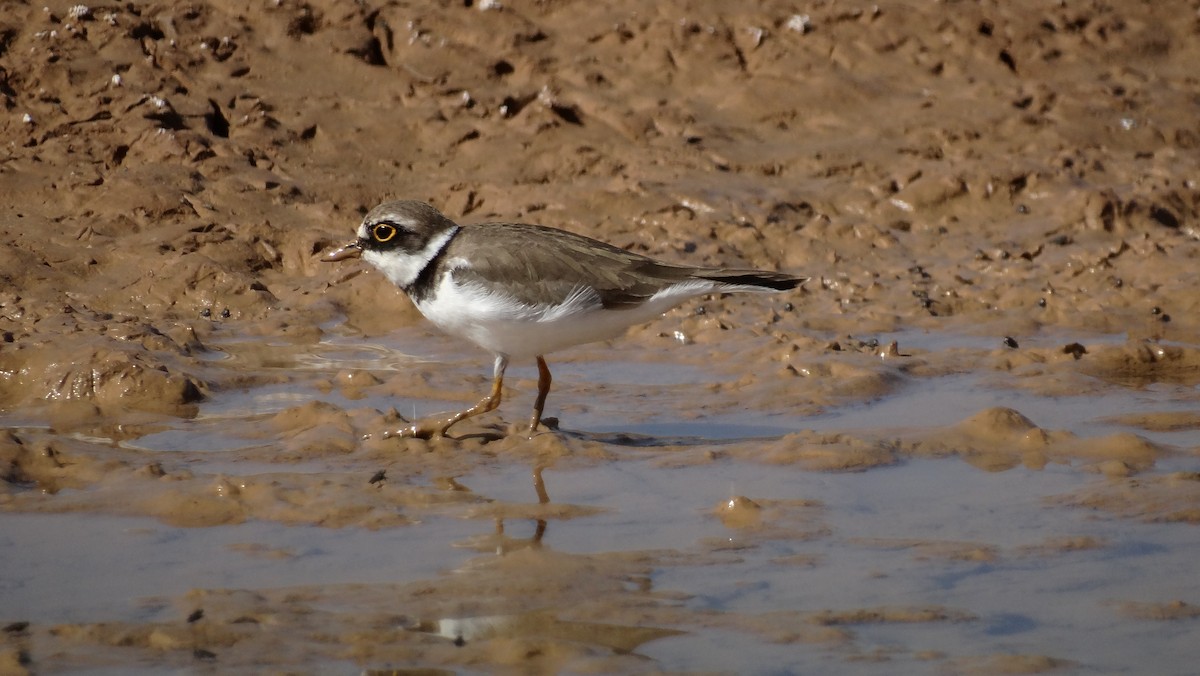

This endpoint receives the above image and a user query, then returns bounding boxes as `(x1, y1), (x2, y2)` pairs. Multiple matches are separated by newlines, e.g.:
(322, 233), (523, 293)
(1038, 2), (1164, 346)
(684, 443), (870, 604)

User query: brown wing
(445, 222), (695, 309)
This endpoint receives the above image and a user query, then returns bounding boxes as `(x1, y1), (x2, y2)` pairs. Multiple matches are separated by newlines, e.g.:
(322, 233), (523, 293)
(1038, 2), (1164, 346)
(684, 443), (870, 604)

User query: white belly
(414, 275), (716, 360)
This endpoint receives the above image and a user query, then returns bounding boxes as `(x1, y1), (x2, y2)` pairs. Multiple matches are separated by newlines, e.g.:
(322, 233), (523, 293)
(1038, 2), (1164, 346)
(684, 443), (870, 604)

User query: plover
(325, 200), (805, 438)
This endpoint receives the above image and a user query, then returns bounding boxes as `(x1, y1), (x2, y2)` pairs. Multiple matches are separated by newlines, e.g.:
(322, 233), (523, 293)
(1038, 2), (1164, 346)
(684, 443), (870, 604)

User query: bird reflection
(405, 465), (687, 657)
(491, 465), (550, 553)
(455, 465), (551, 555)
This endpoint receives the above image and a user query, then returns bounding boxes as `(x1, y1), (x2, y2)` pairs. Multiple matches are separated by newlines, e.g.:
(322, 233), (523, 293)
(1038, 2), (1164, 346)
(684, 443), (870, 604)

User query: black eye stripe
(362, 220), (418, 250)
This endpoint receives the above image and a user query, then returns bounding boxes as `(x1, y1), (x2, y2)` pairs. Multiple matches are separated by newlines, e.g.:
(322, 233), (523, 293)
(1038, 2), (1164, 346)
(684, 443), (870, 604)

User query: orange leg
(528, 355), (552, 435)
(385, 355), (508, 439)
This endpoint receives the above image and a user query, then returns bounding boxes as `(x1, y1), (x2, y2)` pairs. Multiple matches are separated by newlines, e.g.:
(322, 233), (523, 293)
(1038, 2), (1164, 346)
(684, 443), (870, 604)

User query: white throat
(362, 226), (459, 289)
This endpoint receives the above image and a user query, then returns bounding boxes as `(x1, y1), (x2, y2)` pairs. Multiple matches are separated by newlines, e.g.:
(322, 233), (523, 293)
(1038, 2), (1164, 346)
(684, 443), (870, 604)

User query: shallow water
(0, 512), (481, 624)
(3, 329), (1198, 674)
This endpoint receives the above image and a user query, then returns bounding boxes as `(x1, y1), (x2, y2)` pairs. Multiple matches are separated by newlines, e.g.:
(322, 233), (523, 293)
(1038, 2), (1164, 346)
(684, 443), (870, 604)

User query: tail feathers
(696, 269), (807, 292)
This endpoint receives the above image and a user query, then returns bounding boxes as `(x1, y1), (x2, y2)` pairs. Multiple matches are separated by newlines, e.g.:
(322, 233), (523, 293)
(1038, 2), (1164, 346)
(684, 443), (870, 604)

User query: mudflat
(2, 1), (1198, 673)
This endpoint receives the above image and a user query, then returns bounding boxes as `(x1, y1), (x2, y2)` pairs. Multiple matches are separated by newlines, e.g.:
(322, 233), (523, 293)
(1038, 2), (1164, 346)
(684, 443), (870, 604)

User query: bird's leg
(385, 355), (508, 439)
(527, 355), (552, 436)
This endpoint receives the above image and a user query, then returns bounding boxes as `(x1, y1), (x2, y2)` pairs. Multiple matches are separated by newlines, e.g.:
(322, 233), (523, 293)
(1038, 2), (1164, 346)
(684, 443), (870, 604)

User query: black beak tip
(323, 241), (362, 262)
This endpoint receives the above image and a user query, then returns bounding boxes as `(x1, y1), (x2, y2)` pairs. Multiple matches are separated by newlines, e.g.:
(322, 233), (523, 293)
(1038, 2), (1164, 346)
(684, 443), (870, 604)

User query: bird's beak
(323, 240), (362, 262)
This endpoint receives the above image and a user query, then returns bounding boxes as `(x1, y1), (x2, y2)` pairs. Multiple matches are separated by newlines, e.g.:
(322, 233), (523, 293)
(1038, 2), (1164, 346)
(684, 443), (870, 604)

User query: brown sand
(2, 0), (1199, 673)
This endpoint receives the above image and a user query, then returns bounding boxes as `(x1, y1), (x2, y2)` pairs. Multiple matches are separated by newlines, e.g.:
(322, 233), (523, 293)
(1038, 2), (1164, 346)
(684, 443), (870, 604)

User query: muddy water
(4, 325), (1199, 674)
(4, 0), (1200, 673)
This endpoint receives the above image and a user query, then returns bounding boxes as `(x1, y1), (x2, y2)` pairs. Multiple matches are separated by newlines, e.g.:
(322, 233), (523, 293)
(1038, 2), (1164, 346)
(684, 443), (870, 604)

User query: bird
(324, 200), (805, 439)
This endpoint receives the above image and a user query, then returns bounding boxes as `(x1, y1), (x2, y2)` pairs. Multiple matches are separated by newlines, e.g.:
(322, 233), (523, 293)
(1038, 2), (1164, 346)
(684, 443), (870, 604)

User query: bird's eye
(371, 223), (398, 243)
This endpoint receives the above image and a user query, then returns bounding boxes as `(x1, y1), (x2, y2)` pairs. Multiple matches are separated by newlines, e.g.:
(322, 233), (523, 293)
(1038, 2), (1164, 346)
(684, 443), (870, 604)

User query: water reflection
(408, 609), (684, 653)
(6, 329), (1200, 673)
(456, 465), (551, 555)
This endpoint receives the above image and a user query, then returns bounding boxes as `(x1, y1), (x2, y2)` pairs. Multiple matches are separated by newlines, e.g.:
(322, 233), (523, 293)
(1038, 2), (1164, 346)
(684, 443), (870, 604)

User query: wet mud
(2, 0), (1199, 673)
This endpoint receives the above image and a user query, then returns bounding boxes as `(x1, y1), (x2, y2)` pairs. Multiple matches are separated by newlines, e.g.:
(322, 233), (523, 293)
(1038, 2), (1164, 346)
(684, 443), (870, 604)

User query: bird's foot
(361, 411), (455, 440)
(381, 417), (451, 440)
(524, 416), (559, 439)
(367, 411), (538, 441)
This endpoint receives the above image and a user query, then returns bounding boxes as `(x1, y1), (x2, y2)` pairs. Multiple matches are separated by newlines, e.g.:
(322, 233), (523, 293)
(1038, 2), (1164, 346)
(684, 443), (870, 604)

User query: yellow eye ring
(372, 223), (397, 243)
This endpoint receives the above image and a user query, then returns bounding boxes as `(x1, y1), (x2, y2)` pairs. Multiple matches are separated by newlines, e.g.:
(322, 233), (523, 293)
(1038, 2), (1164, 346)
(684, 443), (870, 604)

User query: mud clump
(1080, 342), (1200, 387)
(908, 407), (1164, 474)
(0, 332), (204, 419)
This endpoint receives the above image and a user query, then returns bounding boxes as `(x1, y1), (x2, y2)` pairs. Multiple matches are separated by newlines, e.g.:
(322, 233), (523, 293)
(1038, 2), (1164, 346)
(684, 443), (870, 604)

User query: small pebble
(1062, 342), (1087, 359)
